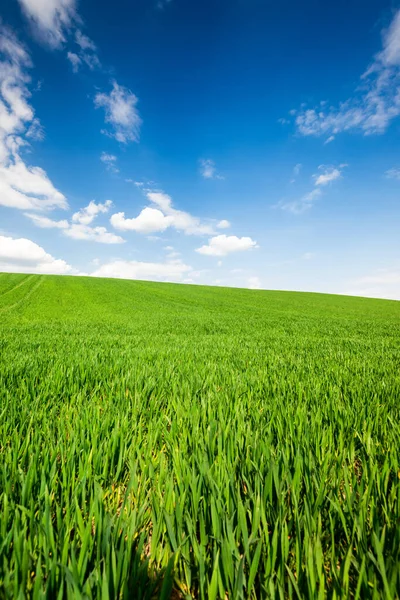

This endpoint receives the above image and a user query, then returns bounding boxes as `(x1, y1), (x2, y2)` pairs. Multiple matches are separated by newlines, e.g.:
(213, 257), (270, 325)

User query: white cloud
(24, 212), (69, 228)
(112, 189), (217, 237)
(64, 224), (124, 244)
(72, 200), (112, 225)
(196, 234), (258, 257)
(17, 0), (77, 48)
(100, 152), (119, 173)
(0, 157), (67, 209)
(0, 23), (68, 211)
(302, 252), (315, 260)
(313, 166), (342, 186)
(146, 191), (215, 235)
(199, 158), (224, 180)
(91, 258), (191, 282)
(292, 10), (400, 139)
(110, 207), (171, 234)
(0, 234), (74, 274)
(94, 81), (142, 143)
(385, 167), (400, 179)
(247, 276), (262, 289)
(25, 199), (124, 244)
(217, 219), (230, 229)
(67, 30), (100, 72)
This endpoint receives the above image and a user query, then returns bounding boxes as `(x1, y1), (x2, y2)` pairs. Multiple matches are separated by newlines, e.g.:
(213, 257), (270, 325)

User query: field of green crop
(0, 272), (399, 599)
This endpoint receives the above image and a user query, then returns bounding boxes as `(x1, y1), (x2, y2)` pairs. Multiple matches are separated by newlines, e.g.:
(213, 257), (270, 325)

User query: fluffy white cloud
(0, 23), (68, 211)
(385, 167), (400, 179)
(24, 213), (69, 228)
(110, 208), (171, 234)
(146, 191), (214, 235)
(313, 166), (342, 186)
(64, 224), (124, 244)
(0, 234), (74, 274)
(217, 219), (230, 229)
(199, 158), (224, 180)
(111, 190), (216, 236)
(91, 258), (191, 282)
(94, 81), (142, 143)
(17, 0), (76, 48)
(292, 10), (400, 139)
(72, 200), (112, 225)
(196, 234), (258, 256)
(100, 152), (119, 173)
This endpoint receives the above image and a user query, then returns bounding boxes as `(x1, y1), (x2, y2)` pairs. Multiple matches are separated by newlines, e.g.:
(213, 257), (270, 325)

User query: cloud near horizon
(0, 234), (75, 274)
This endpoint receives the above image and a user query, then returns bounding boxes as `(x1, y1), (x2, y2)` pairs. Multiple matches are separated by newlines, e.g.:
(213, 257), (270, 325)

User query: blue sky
(0, 0), (400, 299)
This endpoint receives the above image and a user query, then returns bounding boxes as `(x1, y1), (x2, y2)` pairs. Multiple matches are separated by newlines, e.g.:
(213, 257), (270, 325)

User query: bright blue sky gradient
(0, 0), (399, 298)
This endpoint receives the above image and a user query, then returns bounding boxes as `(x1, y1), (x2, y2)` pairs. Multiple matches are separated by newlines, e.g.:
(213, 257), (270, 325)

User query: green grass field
(1, 272), (399, 599)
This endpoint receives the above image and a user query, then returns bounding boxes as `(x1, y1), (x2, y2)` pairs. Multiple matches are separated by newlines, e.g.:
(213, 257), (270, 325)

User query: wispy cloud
(156, 0), (173, 10)
(385, 167), (400, 179)
(277, 188), (322, 214)
(94, 81), (142, 143)
(67, 30), (100, 72)
(64, 224), (124, 244)
(199, 158), (224, 180)
(277, 164), (344, 213)
(100, 152), (119, 173)
(313, 165), (343, 186)
(290, 163), (302, 183)
(24, 213), (69, 228)
(289, 9), (400, 140)
(25, 199), (123, 244)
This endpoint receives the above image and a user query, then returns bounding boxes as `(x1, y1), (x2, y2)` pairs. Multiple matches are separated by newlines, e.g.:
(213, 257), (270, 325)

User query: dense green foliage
(1, 272), (399, 599)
